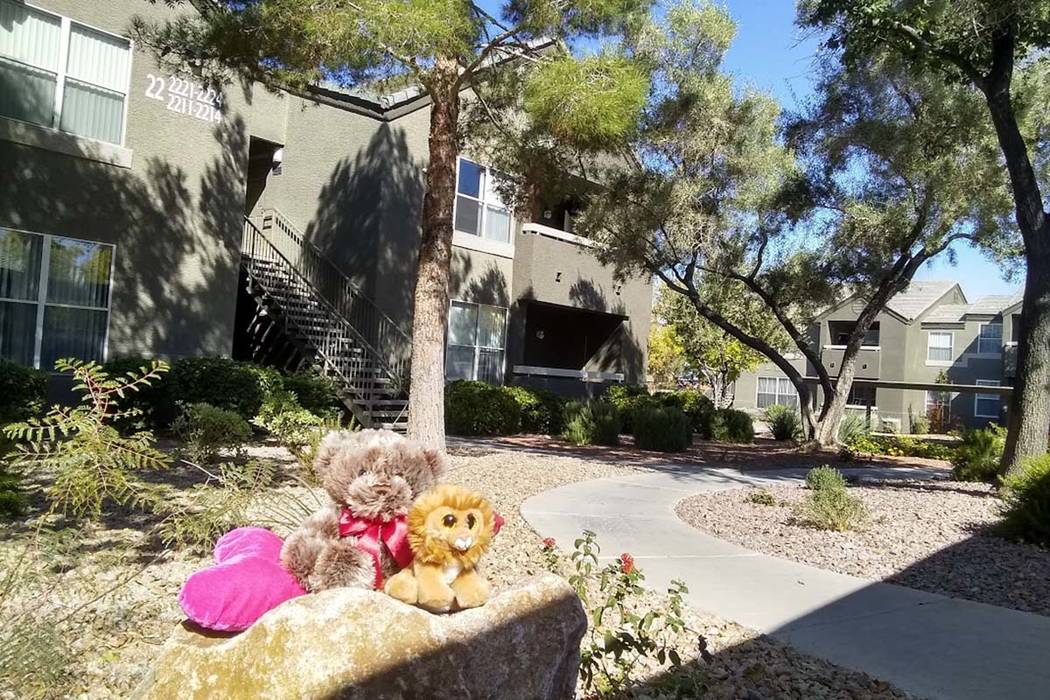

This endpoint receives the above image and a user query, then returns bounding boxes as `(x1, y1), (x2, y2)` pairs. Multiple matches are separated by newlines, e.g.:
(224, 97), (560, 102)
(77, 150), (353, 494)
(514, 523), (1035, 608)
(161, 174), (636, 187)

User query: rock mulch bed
(2, 441), (912, 699)
(677, 479), (1050, 617)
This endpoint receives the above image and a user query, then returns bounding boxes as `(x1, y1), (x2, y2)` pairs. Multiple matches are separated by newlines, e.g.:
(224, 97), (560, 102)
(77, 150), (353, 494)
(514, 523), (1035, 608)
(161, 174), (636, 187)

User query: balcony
(821, 346), (881, 379)
(1005, 342), (1017, 378)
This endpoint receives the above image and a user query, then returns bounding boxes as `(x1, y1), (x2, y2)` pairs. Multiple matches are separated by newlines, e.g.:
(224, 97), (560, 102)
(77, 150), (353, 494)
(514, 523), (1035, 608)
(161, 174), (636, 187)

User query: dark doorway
(244, 137), (282, 215)
(522, 300), (625, 370)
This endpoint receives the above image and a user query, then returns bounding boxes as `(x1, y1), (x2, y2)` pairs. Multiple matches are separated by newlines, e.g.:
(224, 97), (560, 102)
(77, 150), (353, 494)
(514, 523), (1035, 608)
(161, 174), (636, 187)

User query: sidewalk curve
(520, 466), (1050, 700)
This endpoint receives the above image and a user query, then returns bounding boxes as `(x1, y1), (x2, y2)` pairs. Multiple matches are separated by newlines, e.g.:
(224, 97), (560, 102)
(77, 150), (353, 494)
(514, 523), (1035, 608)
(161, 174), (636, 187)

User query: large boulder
(133, 574), (585, 700)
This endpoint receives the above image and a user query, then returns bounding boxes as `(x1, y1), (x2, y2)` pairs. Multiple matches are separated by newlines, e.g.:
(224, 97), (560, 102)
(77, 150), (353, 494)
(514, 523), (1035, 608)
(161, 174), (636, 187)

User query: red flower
(620, 553), (635, 575)
(542, 537), (556, 549)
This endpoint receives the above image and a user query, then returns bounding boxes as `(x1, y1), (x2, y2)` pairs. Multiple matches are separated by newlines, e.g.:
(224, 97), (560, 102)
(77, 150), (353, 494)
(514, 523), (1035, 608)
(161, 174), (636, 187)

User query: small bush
(0, 360), (47, 424)
(0, 464), (27, 518)
(660, 389), (713, 437)
(999, 454), (1050, 547)
(170, 357), (270, 421)
(503, 385), (565, 434)
(562, 400), (621, 446)
(445, 380), (521, 436)
(173, 402), (253, 464)
(846, 433), (954, 461)
(837, 412), (870, 445)
(603, 384), (651, 433)
(633, 404), (691, 452)
(746, 489), (776, 506)
(795, 485), (867, 531)
(951, 425), (1006, 482)
(764, 404), (802, 441)
(910, 415), (931, 435)
(709, 408), (754, 443)
(806, 465), (847, 492)
(281, 371), (341, 415)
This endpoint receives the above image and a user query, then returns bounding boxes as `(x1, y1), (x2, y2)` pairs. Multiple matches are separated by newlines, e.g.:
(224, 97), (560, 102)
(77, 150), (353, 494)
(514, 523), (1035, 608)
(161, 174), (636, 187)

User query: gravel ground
(677, 479), (1050, 617)
(2, 440), (912, 699)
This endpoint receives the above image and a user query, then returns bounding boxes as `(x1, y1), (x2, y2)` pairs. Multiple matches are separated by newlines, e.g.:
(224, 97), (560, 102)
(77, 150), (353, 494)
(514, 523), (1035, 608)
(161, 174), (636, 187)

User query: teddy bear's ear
(423, 448), (448, 481)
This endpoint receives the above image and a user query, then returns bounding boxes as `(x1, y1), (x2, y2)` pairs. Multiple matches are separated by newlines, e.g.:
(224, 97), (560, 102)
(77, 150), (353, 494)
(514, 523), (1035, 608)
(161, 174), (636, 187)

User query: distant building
(734, 281), (1020, 432)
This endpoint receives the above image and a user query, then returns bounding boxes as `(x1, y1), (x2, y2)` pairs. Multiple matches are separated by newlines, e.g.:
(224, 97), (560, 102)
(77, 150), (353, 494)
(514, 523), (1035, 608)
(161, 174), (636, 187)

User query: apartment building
(0, 0), (651, 428)
(734, 281), (1021, 432)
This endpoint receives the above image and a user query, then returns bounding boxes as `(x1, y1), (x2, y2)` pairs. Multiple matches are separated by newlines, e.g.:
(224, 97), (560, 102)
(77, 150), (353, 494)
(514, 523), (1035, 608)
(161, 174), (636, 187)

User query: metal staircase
(241, 210), (410, 432)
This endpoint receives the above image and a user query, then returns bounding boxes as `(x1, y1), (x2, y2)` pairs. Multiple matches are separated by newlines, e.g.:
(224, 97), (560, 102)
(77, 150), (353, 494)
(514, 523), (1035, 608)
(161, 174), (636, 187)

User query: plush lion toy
(384, 484), (496, 613)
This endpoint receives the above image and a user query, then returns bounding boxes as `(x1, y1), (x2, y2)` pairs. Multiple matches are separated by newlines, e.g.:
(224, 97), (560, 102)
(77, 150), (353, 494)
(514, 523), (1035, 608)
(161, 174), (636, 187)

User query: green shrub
(0, 360), (47, 424)
(837, 412), (870, 445)
(632, 404), (691, 452)
(281, 371), (341, 415)
(173, 402), (253, 464)
(999, 454), (1050, 547)
(602, 384), (652, 433)
(805, 465), (847, 492)
(0, 463), (27, 518)
(764, 404), (802, 441)
(502, 385), (565, 434)
(951, 425), (1006, 482)
(445, 380), (521, 436)
(746, 489), (776, 506)
(169, 357), (270, 421)
(910, 415), (931, 435)
(562, 400), (621, 446)
(709, 408), (754, 443)
(795, 485), (867, 531)
(660, 389), (713, 437)
(846, 433), (954, 461)
(102, 356), (176, 430)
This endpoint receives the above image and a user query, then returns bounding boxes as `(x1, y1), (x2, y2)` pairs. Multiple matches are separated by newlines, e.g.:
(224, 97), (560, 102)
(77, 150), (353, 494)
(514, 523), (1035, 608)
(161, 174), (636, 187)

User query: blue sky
(717, 0), (1022, 301)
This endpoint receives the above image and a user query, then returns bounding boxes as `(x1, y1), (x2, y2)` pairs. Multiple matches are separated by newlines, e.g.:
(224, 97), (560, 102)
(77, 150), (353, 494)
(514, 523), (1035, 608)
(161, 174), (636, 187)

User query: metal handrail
(241, 216), (409, 391)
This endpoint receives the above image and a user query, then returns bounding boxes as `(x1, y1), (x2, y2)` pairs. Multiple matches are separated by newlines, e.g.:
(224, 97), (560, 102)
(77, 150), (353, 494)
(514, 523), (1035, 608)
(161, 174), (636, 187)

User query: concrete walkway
(520, 465), (1050, 700)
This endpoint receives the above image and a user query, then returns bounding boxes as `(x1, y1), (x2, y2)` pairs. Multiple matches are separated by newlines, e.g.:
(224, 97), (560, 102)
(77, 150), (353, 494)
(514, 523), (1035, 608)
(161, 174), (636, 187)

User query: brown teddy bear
(280, 429), (447, 592)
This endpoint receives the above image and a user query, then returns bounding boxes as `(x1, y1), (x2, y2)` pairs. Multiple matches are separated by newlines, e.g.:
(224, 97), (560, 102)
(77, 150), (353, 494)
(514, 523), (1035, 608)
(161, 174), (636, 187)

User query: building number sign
(145, 74), (224, 123)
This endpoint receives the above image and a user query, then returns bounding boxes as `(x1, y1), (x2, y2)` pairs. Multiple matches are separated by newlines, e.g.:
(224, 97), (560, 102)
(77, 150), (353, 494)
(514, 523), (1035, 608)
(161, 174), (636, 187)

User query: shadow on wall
(0, 115), (248, 360)
(303, 123), (424, 330)
(452, 249), (511, 308)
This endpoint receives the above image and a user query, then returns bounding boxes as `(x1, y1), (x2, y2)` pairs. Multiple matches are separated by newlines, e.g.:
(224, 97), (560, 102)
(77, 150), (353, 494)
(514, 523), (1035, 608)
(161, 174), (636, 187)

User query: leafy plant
(797, 466), (866, 531)
(837, 412), (871, 445)
(254, 392), (343, 481)
(172, 402), (253, 465)
(602, 384), (652, 433)
(280, 370), (341, 416)
(169, 357), (272, 421)
(709, 408), (754, 443)
(998, 453), (1050, 548)
(561, 400), (621, 446)
(502, 385), (565, 434)
(910, 415), (931, 435)
(2, 359), (171, 520)
(0, 463), (28, 518)
(746, 488), (777, 506)
(632, 404), (691, 452)
(764, 404), (802, 441)
(951, 425), (1007, 482)
(805, 465), (847, 492)
(846, 434), (954, 461)
(444, 380), (521, 436)
(561, 531), (696, 698)
(660, 389), (713, 437)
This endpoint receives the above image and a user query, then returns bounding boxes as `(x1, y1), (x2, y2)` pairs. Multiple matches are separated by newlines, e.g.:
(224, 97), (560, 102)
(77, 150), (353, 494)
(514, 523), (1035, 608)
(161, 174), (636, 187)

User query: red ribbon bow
(338, 509), (413, 589)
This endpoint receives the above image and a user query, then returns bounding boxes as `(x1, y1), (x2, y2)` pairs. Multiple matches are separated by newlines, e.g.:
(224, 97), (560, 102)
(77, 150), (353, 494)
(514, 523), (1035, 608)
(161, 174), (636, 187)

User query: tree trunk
(406, 62), (460, 451)
(1002, 251), (1050, 473)
(813, 351), (858, 447)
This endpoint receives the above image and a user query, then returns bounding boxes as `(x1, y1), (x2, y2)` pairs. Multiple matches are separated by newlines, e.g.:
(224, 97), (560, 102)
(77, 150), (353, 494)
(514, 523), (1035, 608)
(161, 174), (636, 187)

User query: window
(974, 379), (1001, 419)
(756, 376), (798, 409)
(0, 227), (113, 368)
(846, 383), (877, 408)
(927, 331), (953, 362)
(445, 300), (507, 384)
(977, 323), (1002, 354)
(454, 158), (512, 244)
(0, 0), (131, 145)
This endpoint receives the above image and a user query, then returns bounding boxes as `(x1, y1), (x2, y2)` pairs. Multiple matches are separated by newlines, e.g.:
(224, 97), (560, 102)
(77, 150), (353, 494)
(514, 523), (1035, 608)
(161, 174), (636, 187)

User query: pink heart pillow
(179, 527), (306, 632)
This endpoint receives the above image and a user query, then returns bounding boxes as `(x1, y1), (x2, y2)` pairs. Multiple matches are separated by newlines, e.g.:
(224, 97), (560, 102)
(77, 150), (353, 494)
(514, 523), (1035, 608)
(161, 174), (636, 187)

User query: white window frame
(926, 331), (954, 365)
(974, 379), (1001, 419)
(0, 226), (115, 369)
(977, 322), (1003, 355)
(0, 0), (133, 146)
(445, 299), (508, 384)
(756, 376), (798, 409)
(451, 157), (515, 258)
